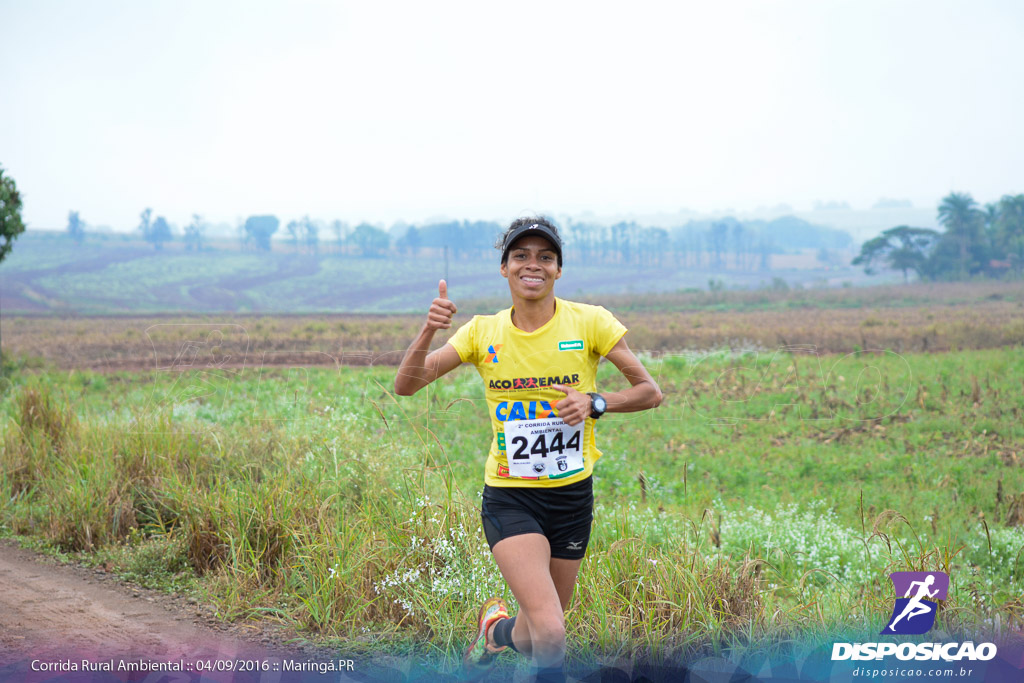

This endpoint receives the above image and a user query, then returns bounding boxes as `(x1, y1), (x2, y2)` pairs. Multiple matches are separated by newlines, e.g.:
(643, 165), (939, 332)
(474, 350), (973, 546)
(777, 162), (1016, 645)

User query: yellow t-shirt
(447, 298), (628, 488)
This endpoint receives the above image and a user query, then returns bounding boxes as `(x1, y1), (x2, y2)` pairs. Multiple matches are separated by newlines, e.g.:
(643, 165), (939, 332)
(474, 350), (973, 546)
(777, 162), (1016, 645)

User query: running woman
(394, 217), (662, 682)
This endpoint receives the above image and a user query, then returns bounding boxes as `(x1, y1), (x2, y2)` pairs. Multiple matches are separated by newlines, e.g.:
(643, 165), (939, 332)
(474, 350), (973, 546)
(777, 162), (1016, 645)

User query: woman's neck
(510, 295), (556, 332)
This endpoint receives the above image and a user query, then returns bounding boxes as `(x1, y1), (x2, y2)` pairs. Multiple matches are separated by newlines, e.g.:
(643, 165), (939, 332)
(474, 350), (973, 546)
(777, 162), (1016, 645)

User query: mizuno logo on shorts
(566, 541), (583, 550)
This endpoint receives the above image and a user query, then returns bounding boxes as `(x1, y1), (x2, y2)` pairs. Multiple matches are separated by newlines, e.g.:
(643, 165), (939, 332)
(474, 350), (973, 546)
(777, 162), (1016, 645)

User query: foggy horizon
(3, 1), (1022, 237)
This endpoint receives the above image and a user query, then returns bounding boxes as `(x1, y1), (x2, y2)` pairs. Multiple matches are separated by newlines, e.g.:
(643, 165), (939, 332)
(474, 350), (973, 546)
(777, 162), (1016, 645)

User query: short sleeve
(590, 306), (628, 357)
(447, 316), (479, 364)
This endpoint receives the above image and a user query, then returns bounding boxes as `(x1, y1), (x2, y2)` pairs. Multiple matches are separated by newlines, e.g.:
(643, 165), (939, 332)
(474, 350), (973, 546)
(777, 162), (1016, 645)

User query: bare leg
(490, 534), (583, 668)
(549, 556), (584, 611)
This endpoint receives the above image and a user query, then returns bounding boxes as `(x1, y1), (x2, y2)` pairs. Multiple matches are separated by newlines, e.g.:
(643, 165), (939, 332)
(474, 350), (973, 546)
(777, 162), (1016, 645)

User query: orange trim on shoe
(463, 597), (510, 674)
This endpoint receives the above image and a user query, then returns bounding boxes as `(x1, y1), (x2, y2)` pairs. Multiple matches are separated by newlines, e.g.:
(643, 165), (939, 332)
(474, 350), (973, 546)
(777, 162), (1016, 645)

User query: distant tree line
(232, 214), (850, 269)
(60, 207), (857, 270)
(853, 192), (1024, 281)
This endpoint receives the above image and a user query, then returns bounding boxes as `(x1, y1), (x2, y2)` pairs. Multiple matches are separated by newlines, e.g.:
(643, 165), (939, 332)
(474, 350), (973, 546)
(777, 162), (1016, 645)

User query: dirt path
(0, 541), (258, 659)
(0, 541), (377, 681)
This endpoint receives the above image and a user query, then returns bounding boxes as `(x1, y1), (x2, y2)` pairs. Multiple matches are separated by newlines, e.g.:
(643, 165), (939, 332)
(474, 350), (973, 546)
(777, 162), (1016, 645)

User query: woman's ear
(500, 262), (508, 278)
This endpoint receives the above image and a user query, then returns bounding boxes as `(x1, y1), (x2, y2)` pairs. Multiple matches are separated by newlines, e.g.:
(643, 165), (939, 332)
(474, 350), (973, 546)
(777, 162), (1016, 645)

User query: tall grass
(1, 348), (1023, 664)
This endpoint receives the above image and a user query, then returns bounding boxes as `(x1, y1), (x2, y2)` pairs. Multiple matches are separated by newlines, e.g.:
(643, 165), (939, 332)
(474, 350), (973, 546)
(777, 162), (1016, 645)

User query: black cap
(500, 223), (563, 266)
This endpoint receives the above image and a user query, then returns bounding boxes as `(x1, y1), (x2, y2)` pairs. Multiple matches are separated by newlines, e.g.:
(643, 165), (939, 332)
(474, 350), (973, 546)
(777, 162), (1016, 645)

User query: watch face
(593, 395), (607, 412)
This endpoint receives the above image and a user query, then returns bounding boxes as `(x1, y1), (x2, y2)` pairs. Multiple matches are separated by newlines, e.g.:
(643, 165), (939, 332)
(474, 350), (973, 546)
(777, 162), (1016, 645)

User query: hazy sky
(2, 0), (1023, 232)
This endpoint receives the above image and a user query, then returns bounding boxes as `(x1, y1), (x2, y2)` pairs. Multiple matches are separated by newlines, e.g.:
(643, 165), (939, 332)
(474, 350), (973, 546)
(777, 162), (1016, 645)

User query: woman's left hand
(551, 384), (590, 426)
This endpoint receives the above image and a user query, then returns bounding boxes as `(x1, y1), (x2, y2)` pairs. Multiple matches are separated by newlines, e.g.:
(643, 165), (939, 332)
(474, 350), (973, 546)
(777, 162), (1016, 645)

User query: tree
(302, 215), (318, 253)
(396, 225), (420, 255)
(330, 220), (349, 254)
(244, 215), (279, 251)
(348, 222), (390, 257)
(852, 226), (939, 282)
(0, 166), (24, 266)
(184, 214), (205, 251)
(146, 215), (172, 250)
(285, 219), (301, 249)
(641, 227), (669, 266)
(731, 223), (748, 270)
(137, 208), (152, 242)
(983, 202), (1001, 244)
(993, 194), (1024, 273)
(936, 192), (985, 276)
(708, 220), (730, 269)
(67, 210), (85, 245)
(137, 208), (170, 249)
(1, 165), (27, 367)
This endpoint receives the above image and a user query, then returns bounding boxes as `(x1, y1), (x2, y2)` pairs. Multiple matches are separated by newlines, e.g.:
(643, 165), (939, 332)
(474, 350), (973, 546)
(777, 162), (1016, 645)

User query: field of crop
(2, 336), (1022, 670)
(4, 281), (1023, 373)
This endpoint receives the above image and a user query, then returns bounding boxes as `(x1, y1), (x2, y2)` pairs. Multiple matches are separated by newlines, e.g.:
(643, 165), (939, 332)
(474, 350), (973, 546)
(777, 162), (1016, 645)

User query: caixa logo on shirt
(491, 401), (557, 421)
(495, 401), (557, 421)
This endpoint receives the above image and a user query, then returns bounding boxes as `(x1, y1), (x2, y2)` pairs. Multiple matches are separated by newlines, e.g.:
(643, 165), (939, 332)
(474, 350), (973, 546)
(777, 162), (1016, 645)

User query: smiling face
(500, 235), (562, 302)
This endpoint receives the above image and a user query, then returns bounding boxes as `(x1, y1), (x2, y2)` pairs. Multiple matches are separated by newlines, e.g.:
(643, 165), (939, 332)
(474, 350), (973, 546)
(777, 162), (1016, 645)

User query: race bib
(503, 417), (584, 478)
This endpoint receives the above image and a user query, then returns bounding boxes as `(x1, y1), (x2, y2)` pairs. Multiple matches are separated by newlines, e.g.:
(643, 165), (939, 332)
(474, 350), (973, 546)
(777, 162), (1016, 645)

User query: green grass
(1, 347), (1023, 664)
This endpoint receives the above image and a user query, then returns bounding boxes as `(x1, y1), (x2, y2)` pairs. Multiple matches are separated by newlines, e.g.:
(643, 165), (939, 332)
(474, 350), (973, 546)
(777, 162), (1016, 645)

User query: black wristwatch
(587, 392), (607, 419)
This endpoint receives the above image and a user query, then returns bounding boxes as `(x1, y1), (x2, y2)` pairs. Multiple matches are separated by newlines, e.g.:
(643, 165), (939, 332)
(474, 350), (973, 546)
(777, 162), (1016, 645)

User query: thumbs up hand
(426, 279), (458, 331)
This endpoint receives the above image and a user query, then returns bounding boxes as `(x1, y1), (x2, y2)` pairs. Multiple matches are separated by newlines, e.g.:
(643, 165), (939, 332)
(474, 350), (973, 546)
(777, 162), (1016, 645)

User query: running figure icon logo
(883, 571), (949, 635)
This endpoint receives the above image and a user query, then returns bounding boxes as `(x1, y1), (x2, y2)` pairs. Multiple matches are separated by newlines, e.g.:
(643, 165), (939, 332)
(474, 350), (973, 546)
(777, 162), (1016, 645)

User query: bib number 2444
(503, 417), (584, 478)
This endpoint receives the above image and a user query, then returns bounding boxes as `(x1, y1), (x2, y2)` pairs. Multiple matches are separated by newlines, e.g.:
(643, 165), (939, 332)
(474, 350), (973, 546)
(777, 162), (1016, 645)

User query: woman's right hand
(426, 279), (458, 330)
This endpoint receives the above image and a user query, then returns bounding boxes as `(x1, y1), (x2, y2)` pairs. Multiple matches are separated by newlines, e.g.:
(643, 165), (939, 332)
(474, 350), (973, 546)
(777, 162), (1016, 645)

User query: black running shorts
(480, 476), (594, 560)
